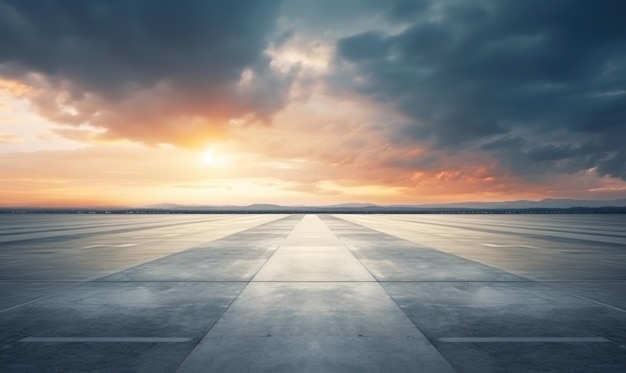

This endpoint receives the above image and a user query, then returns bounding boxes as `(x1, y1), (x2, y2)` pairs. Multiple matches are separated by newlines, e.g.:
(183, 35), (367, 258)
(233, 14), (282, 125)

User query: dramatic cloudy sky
(1, 0), (625, 206)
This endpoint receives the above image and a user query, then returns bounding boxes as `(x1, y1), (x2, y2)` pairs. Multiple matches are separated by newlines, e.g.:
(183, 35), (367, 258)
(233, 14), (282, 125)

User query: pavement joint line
(379, 215), (626, 245)
(0, 215), (237, 245)
(481, 243), (538, 249)
(20, 337), (191, 343)
(0, 280), (92, 282)
(83, 243), (139, 249)
(321, 215), (457, 371)
(574, 295), (626, 313)
(439, 337), (611, 343)
(8, 280), (558, 283)
(89, 215), (289, 282)
(333, 214), (534, 282)
(0, 217), (230, 238)
(533, 280), (626, 282)
(78, 280), (254, 283)
(174, 215), (304, 371)
(249, 280), (379, 283)
(0, 295), (53, 313)
(374, 280), (531, 283)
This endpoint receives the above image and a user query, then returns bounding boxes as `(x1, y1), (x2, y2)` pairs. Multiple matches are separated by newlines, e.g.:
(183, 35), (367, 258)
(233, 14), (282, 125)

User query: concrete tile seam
(0, 295), (53, 313)
(375, 280), (531, 283)
(0, 216), (238, 245)
(77, 280), (253, 283)
(20, 337), (192, 343)
(0, 280), (91, 282)
(83, 243), (139, 249)
(439, 337), (611, 343)
(574, 295), (626, 313)
(379, 216), (626, 245)
(530, 280), (626, 283)
(331, 215), (533, 282)
(90, 215), (289, 282)
(174, 215), (304, 371)
(318, 215), (458, 372)
(241, 280), (380, 283)
(248, 216), (304, 282)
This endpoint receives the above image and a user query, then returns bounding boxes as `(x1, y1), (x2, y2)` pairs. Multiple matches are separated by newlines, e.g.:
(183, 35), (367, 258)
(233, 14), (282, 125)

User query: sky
(1, 0), (626, 207)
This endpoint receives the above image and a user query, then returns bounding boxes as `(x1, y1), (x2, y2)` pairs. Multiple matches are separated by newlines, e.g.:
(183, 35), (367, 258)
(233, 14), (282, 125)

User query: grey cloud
(335, 0), (626, 179)
(0, 0), (279, 91)
(597, 151), (626, 180)
(337, 32), (389, 62)
(480, 135), (611, 178)
(0, 0), (287, 145)
(385, 0), (432, 23)
(526, 144), (578, 163)
(479, 136), (526, 151)
(382, 154), (440, 170)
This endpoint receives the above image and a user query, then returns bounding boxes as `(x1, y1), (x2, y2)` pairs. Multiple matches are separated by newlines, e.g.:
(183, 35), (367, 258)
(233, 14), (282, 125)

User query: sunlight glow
(201, 149), (226, 166)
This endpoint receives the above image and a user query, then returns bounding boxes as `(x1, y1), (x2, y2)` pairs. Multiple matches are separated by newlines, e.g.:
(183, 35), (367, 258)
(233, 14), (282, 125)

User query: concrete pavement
(0, 214), (625, 372)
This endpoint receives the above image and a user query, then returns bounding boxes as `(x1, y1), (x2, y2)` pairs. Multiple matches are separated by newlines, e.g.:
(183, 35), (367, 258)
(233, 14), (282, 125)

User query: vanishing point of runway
(0, 214), (625, 372)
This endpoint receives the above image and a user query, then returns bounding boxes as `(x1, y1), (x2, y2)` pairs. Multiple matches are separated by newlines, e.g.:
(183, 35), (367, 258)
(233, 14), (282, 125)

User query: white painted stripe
(481, 243), (537, 249)
(0, 296), (53, 313)
(20, 337), (191, 343)
(575, 295), (626, 313)
(439, 337), (610, 343)
(83, 243), (139, 249)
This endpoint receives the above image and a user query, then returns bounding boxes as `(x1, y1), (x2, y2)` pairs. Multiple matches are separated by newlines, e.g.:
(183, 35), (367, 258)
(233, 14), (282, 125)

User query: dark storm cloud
(597, 150), (626, 180)
(0, 0), (287, 145)
(336, 0), (626, 180)
(381, 153), (440, 170)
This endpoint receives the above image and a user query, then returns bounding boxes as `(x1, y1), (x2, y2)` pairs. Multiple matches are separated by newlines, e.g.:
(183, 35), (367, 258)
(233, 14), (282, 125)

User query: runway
(0, 214), (625, 372)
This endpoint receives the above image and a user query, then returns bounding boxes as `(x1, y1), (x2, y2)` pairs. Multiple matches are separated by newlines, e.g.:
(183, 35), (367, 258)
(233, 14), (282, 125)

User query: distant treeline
(2, 207), (626, 214)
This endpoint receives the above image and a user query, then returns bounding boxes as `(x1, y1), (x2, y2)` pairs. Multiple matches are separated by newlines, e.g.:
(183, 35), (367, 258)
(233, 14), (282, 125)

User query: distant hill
(141, 198), (626, 211)
(145, 203), (289, 211)
(327, 203), (378, 208)
(6, 198), (625, 214)
(145, 198), (626, 210)
(401, 198), (626, 209)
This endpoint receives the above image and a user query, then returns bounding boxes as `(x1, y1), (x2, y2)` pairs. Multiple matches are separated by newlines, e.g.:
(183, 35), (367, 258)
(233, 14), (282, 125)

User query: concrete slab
(382, 281), (626, 372)
(177, 282), (454, 372)
(254, 215), (374, 281)
(0, 282), (72, 313)
(0, 214), (286, 281)
(177, 216), (453, 371)
(0, 282), (245, 372)
(1, 213), (625, 372)
(550, 281), (626, 311)
(253, 250), (375, 281)
(337, 214), (626, 281)
(100, 216), (299, 282)
(322, 215), (525, 282)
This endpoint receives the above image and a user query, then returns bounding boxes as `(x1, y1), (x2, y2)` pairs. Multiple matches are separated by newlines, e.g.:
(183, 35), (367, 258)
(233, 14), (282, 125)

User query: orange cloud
(0, 132), (22, 143)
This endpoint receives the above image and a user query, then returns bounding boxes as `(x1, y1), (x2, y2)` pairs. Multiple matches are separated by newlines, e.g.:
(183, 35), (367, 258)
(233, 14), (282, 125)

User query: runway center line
(83, 243), (138, 249)
(20, 337), (191, 343)
(481, 243), (537, 249)
(575, 295), (626, 313)
(439, 337), (610, 343)
(0, 295), (53, 313)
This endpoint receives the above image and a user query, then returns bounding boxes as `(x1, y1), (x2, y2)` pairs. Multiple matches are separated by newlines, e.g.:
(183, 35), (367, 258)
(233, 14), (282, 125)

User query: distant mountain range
(144, 198), (626, 211)
(4, 198), (626, 214)
(393, 198), (626, 209)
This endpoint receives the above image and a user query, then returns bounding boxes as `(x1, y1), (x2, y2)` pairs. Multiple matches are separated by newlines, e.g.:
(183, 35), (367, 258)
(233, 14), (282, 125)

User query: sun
(201, 149), (226, 166)
(202, 151), (215, 165)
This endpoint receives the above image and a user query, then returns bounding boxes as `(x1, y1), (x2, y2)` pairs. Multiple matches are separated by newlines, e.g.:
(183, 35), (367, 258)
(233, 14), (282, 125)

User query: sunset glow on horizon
(1, 1), (626, 207)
